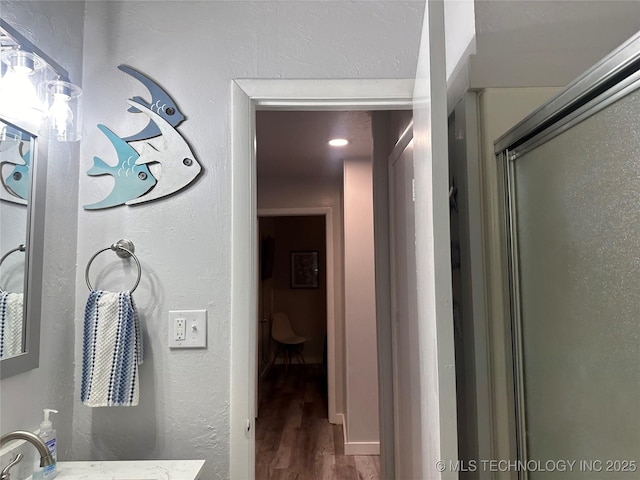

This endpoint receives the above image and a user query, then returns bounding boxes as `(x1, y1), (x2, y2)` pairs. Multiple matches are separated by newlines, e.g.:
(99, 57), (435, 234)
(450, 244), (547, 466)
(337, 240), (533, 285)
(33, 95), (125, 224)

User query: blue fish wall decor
(83, 124), (157, 210)
(84, 65), (202, 210)
(118, 65), (186, 142)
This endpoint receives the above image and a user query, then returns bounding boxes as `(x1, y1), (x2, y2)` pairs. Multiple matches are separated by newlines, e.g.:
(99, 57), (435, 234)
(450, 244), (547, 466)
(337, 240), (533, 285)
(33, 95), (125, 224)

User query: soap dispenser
(33, 408), (58, 479)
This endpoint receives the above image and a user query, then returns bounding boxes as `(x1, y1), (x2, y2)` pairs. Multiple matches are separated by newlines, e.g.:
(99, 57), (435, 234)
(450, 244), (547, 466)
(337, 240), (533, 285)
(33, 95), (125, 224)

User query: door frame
(230, 78), (414, 480)
(387, 125), (417, 476)
(256, 207), (335, 422)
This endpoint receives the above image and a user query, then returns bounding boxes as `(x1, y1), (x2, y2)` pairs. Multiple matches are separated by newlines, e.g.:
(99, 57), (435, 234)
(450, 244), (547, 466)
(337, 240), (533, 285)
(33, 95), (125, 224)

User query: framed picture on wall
(290, 251), (319, 289)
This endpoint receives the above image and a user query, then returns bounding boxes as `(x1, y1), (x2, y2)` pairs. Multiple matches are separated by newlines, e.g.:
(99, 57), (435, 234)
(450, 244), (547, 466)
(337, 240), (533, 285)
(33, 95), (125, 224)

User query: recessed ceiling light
(328, 138), (349, 147)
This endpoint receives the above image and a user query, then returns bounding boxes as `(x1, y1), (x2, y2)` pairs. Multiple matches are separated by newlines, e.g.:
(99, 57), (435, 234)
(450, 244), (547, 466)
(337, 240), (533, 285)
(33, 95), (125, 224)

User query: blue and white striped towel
(0, 291), (23, 359)
(81, 290), (143, 407)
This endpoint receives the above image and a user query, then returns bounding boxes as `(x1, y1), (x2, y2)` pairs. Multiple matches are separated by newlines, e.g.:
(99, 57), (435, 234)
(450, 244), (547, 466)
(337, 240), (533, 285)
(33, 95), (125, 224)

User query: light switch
(168, 310), (207, 348)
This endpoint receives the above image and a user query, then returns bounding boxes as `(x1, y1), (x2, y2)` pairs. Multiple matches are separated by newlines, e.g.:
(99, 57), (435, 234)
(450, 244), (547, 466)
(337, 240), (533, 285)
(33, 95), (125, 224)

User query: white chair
(271, 312), (306, 369)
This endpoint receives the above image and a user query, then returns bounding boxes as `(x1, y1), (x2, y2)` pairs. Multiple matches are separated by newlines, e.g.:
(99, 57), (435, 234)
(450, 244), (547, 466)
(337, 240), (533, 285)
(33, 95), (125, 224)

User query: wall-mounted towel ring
(0, 244), (26, 268)
(0, 244), (26, 292)
(85, 239), (141, 293)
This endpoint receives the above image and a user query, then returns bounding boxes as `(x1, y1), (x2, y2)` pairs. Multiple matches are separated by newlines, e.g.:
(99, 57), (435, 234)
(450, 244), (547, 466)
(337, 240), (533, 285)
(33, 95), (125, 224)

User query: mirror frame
(0, 113), (47, 378)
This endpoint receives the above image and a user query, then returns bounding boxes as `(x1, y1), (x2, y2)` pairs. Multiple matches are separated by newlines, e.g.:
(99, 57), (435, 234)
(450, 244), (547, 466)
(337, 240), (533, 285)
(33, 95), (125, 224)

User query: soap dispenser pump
(33, 409), (58, 479)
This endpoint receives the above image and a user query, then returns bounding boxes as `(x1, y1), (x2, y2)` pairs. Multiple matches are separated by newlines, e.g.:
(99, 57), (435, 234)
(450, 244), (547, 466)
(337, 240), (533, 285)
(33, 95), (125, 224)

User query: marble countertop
(44, 460), (205, 480)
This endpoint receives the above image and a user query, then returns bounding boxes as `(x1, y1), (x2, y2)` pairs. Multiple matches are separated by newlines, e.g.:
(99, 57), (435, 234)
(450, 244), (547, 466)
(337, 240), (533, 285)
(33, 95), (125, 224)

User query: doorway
(229, 79), (458, 480)
(254, 106), (391, 478)
(255, 213), (331, 479)
(256, 212), (330, 406)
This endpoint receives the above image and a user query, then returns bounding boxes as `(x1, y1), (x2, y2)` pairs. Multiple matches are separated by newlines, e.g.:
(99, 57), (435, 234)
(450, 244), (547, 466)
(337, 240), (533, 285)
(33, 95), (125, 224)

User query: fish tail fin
(87, 156), (111, 176)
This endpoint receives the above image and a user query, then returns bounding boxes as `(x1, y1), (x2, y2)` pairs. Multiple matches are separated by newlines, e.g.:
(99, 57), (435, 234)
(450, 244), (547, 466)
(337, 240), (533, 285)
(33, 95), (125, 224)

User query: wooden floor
(256, 364), (380, 480)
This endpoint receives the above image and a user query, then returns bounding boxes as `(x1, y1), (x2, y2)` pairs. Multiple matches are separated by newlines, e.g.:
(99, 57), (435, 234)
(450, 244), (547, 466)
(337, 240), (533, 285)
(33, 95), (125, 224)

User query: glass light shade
(43, 79), (82, 142)
(0, 49), (45, 122)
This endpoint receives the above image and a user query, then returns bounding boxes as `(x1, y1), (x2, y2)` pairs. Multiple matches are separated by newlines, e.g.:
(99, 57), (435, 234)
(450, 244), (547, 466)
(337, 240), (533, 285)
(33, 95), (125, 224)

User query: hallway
(256, 365), (379, 480)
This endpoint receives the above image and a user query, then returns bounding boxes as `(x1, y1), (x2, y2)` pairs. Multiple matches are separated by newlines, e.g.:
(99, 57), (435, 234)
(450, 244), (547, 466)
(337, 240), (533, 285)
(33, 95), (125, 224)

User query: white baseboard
(344, 441), (380, 456)
(338, 413), (380, 456)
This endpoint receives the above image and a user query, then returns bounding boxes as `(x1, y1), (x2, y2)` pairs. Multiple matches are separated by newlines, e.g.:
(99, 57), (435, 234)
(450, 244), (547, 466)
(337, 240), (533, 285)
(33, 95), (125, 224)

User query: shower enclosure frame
(495, 31), (640, 479)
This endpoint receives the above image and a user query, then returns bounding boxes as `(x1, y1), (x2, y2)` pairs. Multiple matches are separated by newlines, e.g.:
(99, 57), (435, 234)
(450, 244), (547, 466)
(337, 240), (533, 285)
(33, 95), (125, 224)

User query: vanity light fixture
(44, 78), (82, 142)
(0, 19), (82, 141)
(328, 138), (349, 147)
(0, 49), (43, 121)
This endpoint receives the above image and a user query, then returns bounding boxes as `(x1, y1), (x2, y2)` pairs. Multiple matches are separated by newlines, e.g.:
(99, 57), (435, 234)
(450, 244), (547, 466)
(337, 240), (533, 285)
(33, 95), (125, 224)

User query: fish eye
(138, 172), (148, 180)
(183, 158), (193, 166)
(12, 172), (22, 181)
(166, 107), (175, 116)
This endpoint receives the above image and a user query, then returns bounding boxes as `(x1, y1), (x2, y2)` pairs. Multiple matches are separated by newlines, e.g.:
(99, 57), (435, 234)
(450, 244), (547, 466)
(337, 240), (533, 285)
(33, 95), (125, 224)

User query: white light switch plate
(169, 310), (207, 348)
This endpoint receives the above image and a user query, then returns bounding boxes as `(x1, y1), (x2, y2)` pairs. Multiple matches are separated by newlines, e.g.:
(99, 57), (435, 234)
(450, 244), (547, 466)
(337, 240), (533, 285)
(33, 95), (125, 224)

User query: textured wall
(74, 2), (424, 478)
(470, 0), (640, 88)
(443, 0), (475, 81)
(0, 0), (84, 467)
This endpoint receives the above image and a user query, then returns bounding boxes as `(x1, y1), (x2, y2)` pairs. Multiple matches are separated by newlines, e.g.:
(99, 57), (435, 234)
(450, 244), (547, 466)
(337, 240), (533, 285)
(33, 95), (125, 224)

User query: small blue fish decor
(83, 65), (202, 210)
(0, 141), (30, 206)
(84, 125), (157, 210)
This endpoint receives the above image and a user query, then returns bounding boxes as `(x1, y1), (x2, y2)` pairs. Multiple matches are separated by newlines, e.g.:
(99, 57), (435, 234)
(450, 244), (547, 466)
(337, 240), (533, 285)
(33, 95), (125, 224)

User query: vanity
(50, 460), (205, 480)
(0, 433), (205, 480)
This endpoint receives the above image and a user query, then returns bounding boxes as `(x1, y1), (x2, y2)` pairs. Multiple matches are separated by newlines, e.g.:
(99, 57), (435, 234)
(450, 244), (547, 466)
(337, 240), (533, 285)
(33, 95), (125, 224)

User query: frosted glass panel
(513, 86), (640, 478)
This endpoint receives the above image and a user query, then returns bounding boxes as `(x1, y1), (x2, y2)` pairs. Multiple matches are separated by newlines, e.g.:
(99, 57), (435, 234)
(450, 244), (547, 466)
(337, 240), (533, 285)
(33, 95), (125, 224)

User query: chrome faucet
(0, 430), (54, 480)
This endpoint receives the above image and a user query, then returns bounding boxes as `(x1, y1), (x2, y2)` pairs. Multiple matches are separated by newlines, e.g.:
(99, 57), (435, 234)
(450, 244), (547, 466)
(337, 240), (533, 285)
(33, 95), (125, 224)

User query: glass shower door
(503, 67), (640, 478)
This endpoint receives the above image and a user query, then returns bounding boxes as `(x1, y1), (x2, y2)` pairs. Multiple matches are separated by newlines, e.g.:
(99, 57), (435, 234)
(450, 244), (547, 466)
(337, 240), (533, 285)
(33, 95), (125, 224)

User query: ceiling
(256, 110), (373, 179)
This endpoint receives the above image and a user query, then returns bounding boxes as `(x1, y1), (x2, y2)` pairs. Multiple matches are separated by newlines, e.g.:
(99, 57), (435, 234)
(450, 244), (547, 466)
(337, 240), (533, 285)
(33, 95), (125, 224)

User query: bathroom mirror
(0, 120), (31, 359)
(0, 114), (46, 378)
